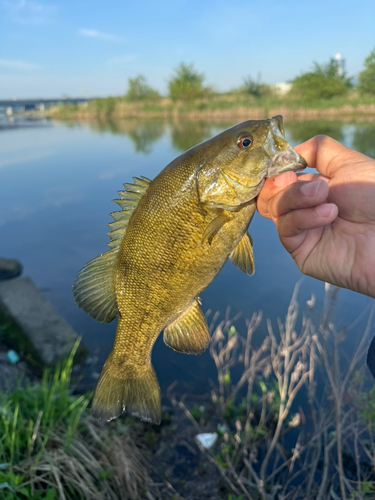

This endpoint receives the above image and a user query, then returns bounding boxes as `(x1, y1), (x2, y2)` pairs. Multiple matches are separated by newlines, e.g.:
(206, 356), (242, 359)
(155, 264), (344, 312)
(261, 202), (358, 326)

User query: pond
(0, 115), (374, 393)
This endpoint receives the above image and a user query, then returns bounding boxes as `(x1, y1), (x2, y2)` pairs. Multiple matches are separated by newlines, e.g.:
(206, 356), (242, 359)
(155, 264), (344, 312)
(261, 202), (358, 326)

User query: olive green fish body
(73, 116), (306, 423)
(115, 165), (256, 346)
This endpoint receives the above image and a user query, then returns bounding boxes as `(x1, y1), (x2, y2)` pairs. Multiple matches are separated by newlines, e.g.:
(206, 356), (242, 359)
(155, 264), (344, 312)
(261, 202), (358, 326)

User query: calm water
(1, 116), (374, 392)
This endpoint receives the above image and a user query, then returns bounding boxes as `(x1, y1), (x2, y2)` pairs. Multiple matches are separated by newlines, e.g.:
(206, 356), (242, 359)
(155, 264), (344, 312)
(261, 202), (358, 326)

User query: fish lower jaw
(268, 148), (307, 177)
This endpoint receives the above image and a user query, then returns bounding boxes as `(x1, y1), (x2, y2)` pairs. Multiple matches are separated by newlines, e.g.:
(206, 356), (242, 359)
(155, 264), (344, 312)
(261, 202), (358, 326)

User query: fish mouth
(264, 125), (307, 177)
(220, 140), (306, 204)
(267, 147), (307, 177)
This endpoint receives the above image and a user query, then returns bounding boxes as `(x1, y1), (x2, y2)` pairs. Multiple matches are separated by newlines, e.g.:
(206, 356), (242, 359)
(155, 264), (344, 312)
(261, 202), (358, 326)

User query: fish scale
(73, 115), (306, 423)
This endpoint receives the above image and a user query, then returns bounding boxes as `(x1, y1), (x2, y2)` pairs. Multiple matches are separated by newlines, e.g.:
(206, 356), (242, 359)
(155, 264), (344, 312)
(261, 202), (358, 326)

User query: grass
(0, 340), (157, 500)
(172, 284), (375, 499)
(1, 285), (375, 499)
(47, 91), (375, 121)
(0, 304), (44, 375)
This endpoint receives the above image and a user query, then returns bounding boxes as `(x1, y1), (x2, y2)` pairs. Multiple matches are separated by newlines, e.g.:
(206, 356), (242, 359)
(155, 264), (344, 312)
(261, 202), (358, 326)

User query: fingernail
(300, 180), (324, 197)
(273, 171), (294, 187)
(315, 203), (336, 218)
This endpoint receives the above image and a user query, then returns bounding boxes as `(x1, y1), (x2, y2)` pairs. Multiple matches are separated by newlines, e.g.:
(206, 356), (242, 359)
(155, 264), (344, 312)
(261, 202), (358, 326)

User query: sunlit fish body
(73, 115), (306, 423)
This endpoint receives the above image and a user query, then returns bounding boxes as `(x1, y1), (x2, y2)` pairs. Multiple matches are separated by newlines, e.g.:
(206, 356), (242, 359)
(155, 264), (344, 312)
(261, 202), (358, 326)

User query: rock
(0, 258), (22, 281)
(0, 277), (83, 365)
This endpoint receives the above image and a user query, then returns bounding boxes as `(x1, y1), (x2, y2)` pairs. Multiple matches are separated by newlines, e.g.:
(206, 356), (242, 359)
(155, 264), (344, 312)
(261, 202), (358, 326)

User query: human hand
(257, 135), (375, 298)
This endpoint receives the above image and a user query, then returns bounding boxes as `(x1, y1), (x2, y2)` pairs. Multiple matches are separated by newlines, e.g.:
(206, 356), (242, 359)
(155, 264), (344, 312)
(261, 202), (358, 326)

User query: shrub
(125, 75), (160, 101)
(358, 48), (375, 95)
(292, 58), (351, 100)
(183, 284), (375, 499)
(168, 62), (209, 101)
(92, 96), (117, 116)
(241, 75), (273, 98)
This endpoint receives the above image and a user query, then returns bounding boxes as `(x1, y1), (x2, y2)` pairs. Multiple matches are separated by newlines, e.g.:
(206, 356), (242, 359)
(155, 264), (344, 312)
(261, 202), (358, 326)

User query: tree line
(125, 47), (375, 102)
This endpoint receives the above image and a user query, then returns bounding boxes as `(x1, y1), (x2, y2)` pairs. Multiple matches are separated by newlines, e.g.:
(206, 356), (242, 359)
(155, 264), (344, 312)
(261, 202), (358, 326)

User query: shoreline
(46, 99), (375, 123)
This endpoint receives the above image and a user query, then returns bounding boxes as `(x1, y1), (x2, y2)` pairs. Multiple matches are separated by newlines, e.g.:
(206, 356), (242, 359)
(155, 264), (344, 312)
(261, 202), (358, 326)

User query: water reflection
(80, 118), (375, 159)
(1, 115), (374, 392)
(170, 120), (233, 152)
(286, 120), (345, 144)
(84, 119), (237, 155)
(88, 120), (167, 154)
(0, 115), (51, 131)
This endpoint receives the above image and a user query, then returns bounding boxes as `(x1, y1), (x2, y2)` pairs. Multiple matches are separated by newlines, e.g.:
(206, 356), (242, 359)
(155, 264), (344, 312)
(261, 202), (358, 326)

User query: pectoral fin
(201, 211), (233, 245)
(164, 299), (209, 354)
(229, 232), (255, 276)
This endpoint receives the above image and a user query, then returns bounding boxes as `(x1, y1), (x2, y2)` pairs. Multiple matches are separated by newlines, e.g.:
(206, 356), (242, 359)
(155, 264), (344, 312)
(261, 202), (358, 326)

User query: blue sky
(0, 0), (374, 99)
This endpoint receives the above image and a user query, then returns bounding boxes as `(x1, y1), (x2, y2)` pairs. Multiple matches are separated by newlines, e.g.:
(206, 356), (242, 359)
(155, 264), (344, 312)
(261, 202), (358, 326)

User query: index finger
(294, 135), (368, 178)
(257, 171), (327, 218)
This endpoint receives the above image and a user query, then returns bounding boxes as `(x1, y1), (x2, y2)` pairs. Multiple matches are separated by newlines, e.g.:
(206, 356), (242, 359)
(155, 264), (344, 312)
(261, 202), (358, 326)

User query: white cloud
(2, 0), (56, 25)
(78, 29), (124, 43)
(106, 55), (135, 66)
(0, 59), (40, 70)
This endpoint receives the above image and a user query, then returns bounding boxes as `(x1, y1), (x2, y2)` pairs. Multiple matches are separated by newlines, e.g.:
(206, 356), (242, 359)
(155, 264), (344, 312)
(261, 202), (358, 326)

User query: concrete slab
(0, 277), (81, 364)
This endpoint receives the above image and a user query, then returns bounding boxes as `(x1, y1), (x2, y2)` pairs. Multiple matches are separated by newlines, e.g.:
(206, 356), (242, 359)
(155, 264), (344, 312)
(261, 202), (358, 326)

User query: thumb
(257, 171), (298, 218)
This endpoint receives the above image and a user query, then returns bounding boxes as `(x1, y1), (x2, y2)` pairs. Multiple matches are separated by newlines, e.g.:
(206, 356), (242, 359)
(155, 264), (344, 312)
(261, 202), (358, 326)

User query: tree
(125, 75), (160, 101)
(168, 63), (209, 101)
(358, 48), (375, 95)
(241, 74), (272, 98)
(292, 58), (351, 100)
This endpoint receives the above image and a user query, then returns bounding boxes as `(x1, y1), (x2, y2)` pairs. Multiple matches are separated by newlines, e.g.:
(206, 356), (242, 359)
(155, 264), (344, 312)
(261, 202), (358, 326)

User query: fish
(73, 115), (306, 424)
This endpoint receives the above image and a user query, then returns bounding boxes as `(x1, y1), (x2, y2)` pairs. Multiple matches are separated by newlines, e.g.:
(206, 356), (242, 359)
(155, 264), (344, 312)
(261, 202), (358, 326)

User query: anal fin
(229, 232), (255, 276)
(164, 299), (209, 354)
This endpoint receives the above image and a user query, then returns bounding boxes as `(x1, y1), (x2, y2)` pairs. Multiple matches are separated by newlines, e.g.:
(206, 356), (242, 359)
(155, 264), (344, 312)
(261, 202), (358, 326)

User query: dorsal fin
(73, 249), (120, 323)
(73, 176), (152, 322)
(107, 176), (152, 250)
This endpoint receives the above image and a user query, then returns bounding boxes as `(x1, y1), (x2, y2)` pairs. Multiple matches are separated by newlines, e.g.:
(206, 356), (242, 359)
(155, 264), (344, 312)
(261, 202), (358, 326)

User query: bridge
(0, 97), (93, 115)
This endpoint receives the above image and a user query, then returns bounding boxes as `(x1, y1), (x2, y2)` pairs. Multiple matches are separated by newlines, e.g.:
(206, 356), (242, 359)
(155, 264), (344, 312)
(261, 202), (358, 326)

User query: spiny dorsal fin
(73, 176), (152, 322)
(107, 176), (152, 250)
(229, 232), (255, 276)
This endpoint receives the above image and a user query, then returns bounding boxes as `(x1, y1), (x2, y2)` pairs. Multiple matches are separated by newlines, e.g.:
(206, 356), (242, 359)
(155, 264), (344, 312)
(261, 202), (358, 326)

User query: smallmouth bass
(73, 115), (306, 423)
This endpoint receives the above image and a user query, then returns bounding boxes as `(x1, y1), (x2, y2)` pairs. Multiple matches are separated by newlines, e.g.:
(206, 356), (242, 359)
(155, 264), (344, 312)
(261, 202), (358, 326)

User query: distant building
(273, 82), (292, 96)
(334, 53), (346, 76)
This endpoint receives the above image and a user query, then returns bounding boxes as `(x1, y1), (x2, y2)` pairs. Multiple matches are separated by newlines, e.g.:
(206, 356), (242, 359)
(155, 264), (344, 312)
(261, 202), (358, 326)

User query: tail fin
(92, 358), (161, 424)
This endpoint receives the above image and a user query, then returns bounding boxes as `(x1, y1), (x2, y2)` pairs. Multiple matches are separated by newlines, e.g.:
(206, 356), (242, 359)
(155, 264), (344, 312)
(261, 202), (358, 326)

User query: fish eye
(237, 134), (253, 149)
